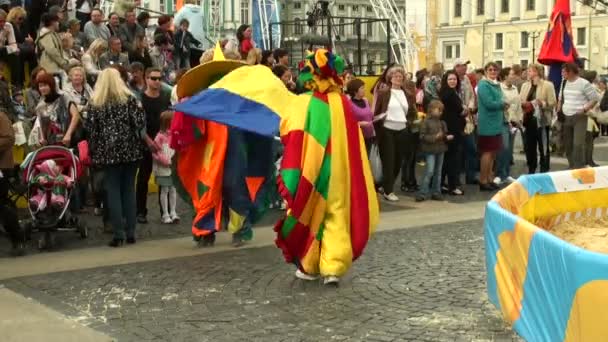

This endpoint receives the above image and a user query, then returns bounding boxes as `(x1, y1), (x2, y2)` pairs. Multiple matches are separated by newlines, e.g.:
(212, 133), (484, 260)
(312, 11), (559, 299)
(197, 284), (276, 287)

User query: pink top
(349, 98), (375, 138)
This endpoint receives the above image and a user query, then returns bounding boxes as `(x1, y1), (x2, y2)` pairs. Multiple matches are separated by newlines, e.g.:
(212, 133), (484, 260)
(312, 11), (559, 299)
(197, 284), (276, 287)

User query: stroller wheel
(38, 232), (54, 251)
(78, 223), (88, 239)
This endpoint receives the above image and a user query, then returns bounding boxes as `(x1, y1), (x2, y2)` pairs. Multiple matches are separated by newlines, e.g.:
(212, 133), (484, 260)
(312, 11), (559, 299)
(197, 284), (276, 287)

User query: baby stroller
(21, 146), (88, 250)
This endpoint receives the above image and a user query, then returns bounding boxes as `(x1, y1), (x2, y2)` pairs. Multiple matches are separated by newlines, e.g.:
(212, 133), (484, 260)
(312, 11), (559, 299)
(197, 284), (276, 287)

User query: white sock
(160, 187), (169, 218)
(169, 186), (177, 217)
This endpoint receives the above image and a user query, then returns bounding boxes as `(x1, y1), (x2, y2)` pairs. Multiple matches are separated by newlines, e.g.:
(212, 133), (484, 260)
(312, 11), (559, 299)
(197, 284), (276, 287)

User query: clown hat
(176, 42), (248, 99)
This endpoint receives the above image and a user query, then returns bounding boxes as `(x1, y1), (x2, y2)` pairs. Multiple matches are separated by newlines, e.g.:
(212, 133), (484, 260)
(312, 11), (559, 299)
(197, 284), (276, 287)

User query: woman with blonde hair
(520, 63), (557, 173)
(64, 66), (93, 114)
(85, 68), (155, 247)
(7, 6), (32, 88)
(373, 65), (418, 202)
(81, 38), (107, 83)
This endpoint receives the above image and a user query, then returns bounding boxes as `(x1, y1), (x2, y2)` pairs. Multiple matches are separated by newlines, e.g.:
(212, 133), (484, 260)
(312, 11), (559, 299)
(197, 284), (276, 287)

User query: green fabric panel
(315, 224), (325, 241)
(280, 168), (301, 197)
(193, 123), (203, 140)
(314, 154), (331, 200)
(281, 215), (299, 238)
(197, 181), (209, 199)
(304, 96), (331, 146)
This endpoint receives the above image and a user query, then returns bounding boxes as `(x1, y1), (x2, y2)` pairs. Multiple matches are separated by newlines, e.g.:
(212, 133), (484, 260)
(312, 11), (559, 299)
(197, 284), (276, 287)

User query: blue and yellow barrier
(485, 166), (608, 341)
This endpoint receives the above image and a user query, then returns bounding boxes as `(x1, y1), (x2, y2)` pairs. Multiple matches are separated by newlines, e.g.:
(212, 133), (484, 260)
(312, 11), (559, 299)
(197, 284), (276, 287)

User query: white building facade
(435, 0), (608, 72)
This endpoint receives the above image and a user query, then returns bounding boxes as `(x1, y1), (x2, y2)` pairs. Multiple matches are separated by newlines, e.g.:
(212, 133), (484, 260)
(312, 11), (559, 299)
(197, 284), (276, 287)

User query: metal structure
(252, 0), (282, 50)
(204, 0), (224, 42)
(369, 0), (419, 72)
(269, 15), (392, 75)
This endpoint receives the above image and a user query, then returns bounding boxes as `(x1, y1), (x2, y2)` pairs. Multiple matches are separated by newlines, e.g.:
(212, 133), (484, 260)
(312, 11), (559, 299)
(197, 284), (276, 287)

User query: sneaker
(137, 215), (148, 224)
(493, 177), (502, 185)
(377, 186), (385, 195)
(505, 176), (517, 184)
(431, 193), (443, 201)
(383, 193), (399, 202)
(323, 276), (340, 286)
(450, 188), (464, 196)
(295, 269), (318, 281)
(171, 214), (181, 223)
(161, 215), (172, 224)
(415, 195), (426, 202)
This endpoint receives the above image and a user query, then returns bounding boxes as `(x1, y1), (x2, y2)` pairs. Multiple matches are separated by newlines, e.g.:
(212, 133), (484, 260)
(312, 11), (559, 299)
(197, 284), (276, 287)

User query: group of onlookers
(343, 59), (606, 203)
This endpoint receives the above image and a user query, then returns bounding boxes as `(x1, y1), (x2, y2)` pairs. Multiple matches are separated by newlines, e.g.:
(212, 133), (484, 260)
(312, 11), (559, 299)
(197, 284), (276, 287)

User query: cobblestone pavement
(3, 220), (521, 342)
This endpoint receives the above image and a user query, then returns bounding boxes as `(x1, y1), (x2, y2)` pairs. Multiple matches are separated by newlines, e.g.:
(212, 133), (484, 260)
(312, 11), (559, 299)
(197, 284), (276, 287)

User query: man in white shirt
(559, 63), (600, 169)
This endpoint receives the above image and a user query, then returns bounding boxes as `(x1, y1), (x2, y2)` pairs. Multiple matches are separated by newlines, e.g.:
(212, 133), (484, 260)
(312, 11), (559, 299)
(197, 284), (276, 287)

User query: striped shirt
(561, 77), (600, 116)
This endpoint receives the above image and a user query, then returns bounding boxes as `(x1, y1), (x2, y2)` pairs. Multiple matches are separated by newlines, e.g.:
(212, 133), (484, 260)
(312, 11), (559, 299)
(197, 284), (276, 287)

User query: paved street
(0, 138), (606, 341)
(3, 220), (519, 342)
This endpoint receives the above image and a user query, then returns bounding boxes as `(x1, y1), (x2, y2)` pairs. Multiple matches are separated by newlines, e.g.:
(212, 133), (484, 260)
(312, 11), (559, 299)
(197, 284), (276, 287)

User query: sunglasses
(148, 76), (161, 81)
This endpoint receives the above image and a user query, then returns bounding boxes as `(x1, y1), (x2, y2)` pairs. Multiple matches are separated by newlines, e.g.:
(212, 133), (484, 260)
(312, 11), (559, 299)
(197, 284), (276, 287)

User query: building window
(495, 60), (503, 68)
(521, 31), (529, 48)
(367, 21), (373, 37)
(501, 0), (509, 13)
(240, 0), (249, 24)
(444, 42), (461, 60)
(294, 2), (301, 9)
(577, 27), (586, 45)
(526, 0), (535, 11)
(172, 0), (177, 13)
(477, 0), (485, 15)
(367, 6), (373, 12)
(353, 5), (359, 12)
(495, 33), (503, 50)
(455, 0), (462, 17)
(338, 18), (345, 36)
(520, 59), (529, 68)
(338, 4), (345, 11)
(294, 18), (303, 34)
(159, 0), (165, 11)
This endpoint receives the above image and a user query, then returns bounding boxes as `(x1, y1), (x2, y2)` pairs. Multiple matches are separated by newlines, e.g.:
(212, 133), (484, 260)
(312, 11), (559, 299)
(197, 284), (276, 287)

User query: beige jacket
(36, 27), (69, 74)
(520, 79), (557, 127)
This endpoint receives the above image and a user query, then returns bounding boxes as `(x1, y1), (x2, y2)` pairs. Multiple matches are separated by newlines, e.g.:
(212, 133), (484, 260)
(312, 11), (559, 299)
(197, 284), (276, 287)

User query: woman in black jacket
(439, 70), (466, 195)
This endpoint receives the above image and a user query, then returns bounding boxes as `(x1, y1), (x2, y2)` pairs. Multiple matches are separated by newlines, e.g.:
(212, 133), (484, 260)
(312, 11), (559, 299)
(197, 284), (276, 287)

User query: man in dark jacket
(119, 9), (144, 52)
(173, 19), (201, 69)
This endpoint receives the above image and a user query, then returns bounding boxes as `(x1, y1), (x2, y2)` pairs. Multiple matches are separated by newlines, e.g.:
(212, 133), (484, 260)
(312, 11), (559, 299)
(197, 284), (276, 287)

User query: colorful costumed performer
(175, 49), (379, 285)
(172, 43), (275, 247)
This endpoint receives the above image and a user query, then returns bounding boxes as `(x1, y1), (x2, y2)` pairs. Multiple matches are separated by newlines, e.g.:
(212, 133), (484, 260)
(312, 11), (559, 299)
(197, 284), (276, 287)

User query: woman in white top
(495, 67), (522, 184)
(63, 66), (93, 115)
(373, 65), (418, 202)
(81, 38), (107, 84)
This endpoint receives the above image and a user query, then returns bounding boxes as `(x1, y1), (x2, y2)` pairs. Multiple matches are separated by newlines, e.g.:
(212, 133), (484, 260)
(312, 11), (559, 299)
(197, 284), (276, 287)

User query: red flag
(537, 0), (578, 65)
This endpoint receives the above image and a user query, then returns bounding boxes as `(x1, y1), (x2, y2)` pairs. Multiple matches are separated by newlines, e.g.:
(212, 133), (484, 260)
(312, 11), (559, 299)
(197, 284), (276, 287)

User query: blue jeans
(497, 123), (514, 180)
(463, 133), (479, 183)
(419, 153), (444, 197)
(103, 161), (138, 240)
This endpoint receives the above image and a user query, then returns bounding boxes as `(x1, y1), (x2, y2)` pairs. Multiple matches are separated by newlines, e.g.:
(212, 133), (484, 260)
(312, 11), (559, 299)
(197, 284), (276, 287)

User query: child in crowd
(416, 100), (453, 202)
(29, 159), (74, 212)
(153, 111), (180, 224)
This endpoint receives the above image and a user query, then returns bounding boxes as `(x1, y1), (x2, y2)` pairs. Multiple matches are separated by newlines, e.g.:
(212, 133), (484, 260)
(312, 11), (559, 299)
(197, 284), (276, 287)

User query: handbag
(369, 143), (383, 184)
(77, 140), (91, 167)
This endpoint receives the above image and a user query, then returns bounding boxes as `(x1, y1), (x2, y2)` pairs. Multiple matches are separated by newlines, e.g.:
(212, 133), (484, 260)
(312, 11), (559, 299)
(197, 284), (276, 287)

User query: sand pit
(548, 217), (608, 254)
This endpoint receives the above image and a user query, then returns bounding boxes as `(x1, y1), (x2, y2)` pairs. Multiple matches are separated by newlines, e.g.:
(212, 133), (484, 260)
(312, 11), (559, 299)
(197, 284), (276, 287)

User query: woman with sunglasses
(477, 62), (507, 191)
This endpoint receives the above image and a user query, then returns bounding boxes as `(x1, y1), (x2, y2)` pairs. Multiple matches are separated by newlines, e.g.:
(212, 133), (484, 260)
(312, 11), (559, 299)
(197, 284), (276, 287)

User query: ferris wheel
(369, 0), (419, 71)
(252, 0), (282, 49)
